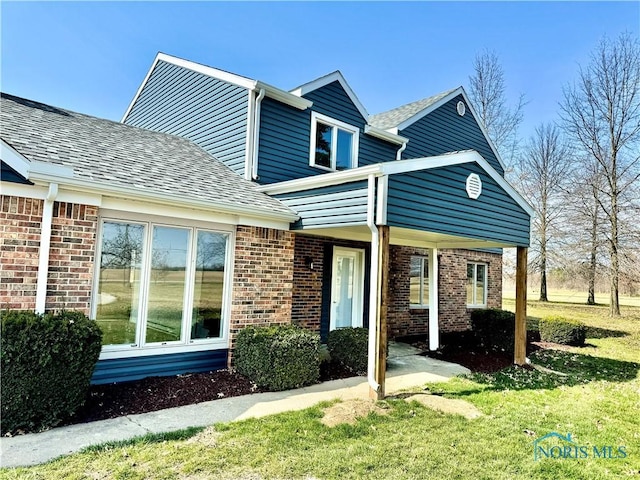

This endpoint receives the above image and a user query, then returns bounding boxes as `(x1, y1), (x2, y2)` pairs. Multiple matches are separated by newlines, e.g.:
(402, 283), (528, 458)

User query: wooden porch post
(515, 246), (528, 365)
(370, 225), (389, 400)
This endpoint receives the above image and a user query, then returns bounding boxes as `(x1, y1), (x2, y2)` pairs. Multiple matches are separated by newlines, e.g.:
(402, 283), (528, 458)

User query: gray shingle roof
(369, 88), (458, 130)
(0, 93), (295, 218)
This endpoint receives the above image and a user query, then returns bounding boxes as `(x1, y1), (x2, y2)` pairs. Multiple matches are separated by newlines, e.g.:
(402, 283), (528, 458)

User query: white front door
(330, 247), (365, 330)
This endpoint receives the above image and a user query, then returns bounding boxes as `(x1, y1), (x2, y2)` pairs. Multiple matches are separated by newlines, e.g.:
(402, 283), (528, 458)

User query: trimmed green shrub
(327, 327), (368, 375)
(1, 310), (102, 435)
(539, 316), (586, 346)
(234, 325), (320, 391)
(470, 309), (516, 353)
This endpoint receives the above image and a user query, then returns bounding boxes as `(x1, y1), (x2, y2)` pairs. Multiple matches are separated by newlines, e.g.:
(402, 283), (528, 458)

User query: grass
(2, 295), (639, 479)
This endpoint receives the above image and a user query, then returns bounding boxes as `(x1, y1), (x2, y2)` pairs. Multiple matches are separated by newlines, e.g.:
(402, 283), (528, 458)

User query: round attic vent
(466, 173), (482, 199)
(457, 101), (466, 116)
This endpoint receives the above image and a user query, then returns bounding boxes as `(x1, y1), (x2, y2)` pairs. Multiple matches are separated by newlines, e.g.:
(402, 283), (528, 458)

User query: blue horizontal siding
(257, 81), (397, 184)
(400, 94), (504, 175)
(124, 60), (249, 175)
(387, 163), (530, 246)
(92, 349), (228, 385)
(275, 181), (369, 229)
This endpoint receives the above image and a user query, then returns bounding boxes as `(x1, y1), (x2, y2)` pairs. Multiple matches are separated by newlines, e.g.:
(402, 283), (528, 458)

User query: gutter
(35, 183), (58, 314)
(395, 141), (407, 161)
(366, 173), (381, 394)
(28, 171), (299, 224)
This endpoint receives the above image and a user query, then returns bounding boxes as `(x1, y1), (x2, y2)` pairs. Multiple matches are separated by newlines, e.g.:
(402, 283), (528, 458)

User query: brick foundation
(228, 226), (295, 363)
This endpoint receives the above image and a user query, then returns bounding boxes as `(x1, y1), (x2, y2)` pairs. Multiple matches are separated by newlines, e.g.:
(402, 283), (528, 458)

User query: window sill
(466, 304), (487, 309)
(309, 163), (337, 173)
(409, 305), (430, 310)
(99, 340), (229, 360)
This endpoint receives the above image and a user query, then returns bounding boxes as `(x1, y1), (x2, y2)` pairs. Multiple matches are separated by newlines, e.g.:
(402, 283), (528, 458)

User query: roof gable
(370, 87), (506, 172)
(290, 71), (369, 120)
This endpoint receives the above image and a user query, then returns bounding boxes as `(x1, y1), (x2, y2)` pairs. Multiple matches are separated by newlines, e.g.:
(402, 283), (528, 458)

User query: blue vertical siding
(386, 163), (529, 246)
(91, 349), (228, 384)
(257, 81), (398, 184)
(400, 95), (505, 175)
(124, 60), (249, 175)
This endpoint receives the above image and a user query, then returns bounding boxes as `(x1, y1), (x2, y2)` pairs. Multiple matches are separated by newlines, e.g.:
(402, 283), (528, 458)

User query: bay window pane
(191, 231), (228, 340)
(336, 129), (353, 170)
(315, 122), (332, 168)
(145, 226), (189, 343)
(96, 222), (145, 346)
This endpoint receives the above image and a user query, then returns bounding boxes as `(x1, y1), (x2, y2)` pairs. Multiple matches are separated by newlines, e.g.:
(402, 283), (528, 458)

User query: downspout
(35, 183), (58, 314)
(366, 173), (380, 394)
(251, 88), (266, 180)
(396, 141), (407, 161)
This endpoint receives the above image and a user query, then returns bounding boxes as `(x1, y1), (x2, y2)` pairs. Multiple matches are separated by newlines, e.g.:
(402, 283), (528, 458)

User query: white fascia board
(257, 164), (383, 195)
(1, 139), (31, 179)
(121, 52), (257, 123)
(27, 171), (299, 224)
(364, 125), (409, 145)
(290, 71), (369, 120)
(395, 87), (464, 131)
(257, 81), (312, 110)
(395, 86), (507, 172)
(0, 181), (102, 206)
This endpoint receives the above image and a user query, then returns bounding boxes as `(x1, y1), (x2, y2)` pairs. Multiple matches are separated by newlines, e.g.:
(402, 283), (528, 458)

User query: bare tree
(468, 50), (526, 168)
(518, 124), (573, 301)
(560, 32), (640, 316)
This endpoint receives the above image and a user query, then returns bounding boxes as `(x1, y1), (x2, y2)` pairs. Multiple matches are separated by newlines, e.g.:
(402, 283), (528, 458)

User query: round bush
(327, 327), (369, 375)
(1, 310), (103, 435)
(539, 316), (586, 346)
(234, 324), (320, 391)
(470, 309), (515, 353)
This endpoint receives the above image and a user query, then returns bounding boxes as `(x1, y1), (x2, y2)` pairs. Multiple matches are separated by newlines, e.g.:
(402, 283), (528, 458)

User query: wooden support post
(515, 246), (528, 365)
(370, 225), (389, 400)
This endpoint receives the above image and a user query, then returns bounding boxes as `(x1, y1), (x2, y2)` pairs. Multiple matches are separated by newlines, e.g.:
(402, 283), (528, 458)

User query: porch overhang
(261, 150), (532, 399)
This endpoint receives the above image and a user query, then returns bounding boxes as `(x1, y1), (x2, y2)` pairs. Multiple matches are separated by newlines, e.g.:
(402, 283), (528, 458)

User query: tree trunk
(587, 188), (598, 305)
(539, 203), (548, 302)
(610, 195), (621, 316)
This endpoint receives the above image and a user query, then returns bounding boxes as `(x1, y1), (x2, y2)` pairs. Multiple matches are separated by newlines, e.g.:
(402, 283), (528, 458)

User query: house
(0, 53), (532, 394)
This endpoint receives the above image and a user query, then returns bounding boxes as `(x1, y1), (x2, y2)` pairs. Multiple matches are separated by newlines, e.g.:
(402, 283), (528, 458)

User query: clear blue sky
(2, 1), (638, 141)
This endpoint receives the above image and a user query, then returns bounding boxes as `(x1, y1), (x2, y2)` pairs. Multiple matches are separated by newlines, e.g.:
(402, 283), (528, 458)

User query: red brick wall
(291, 235), (325, 332)
(0, 196), (97, 313)
(46, 202), (97, 314)
(387, 247), (503, 337)
(0, 196), (43, 310)
(229, 226), (295, 361)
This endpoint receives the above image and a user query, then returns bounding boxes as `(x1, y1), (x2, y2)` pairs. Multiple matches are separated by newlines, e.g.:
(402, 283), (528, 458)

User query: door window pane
(191, 231), (228, 339)
(96, 222), (145, 346)
(145, 226), (189, 343)
(314, 122), (332, 168)
(335, 256), (355, 328)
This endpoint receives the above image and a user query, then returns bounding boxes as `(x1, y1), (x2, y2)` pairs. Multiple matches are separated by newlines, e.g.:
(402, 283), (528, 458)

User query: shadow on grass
(79, 426), (205, 454)
(464, 350), (640, 392)
(584, 326), (628, 339)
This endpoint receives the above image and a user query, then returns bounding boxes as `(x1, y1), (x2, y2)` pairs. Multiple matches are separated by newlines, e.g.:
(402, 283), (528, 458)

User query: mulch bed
(64, 360), (357, 427)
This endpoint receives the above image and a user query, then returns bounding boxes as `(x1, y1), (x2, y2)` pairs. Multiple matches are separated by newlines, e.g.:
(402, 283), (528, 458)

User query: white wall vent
(457, 101), (466, 116)
(466, 173), (482, 199)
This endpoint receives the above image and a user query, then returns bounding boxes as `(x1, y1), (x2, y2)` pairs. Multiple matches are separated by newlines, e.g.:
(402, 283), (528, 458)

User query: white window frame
(466, 262), (488, 308)
(92, 212), (235, 359)
(309, 111), (359, 171)
(409, 255), (430, 309)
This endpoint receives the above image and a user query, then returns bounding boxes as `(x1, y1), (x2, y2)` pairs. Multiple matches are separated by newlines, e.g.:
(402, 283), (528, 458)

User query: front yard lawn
(2, 301), (639, 479)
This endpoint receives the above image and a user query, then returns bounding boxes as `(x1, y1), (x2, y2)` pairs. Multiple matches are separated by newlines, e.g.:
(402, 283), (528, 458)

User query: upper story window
(410, 255), (429, 308)
(467, 262), (487, 307)
(310, 112), (359, 171)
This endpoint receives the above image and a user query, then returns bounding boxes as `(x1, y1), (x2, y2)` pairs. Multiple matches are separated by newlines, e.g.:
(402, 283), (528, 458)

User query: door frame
(329, 247), (366, 331)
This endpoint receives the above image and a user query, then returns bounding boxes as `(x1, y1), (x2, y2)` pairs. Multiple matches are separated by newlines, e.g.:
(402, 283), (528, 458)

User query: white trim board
(290, 70), (369, 120)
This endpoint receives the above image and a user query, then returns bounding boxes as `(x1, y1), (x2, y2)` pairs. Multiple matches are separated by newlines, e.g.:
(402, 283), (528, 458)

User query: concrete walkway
(0, 343), (469, 468)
